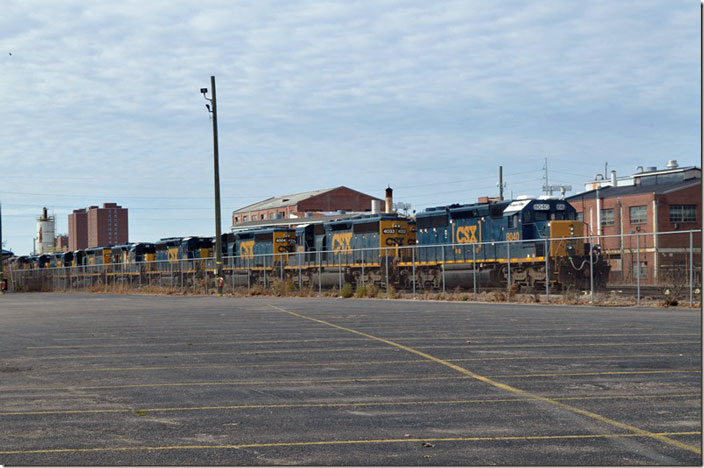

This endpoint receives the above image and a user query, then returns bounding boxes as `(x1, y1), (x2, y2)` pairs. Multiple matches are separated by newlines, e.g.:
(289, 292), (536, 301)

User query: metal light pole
(0, 202), (4, 294)
(202, 76), (224, 295)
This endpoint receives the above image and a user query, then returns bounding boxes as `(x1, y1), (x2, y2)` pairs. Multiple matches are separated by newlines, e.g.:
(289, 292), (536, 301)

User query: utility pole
(202, 76), (223, 296)
(542, 157), (548, 195)
(0, 202), (4, 294)
(498, 166), (505, 201)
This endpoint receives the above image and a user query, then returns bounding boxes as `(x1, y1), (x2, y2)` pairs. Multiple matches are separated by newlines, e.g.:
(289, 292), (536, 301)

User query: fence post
(441, 246), (445, 293)
(544, 239), (549, 301)
(507, 241), (511, 290)
(318, 251), (322, 295)
(247, 257), (250, 292)
(689, 230), (693, 306)
(361, 249), (365, 289)
(338, 252), (342, 293)
(412, 245), (416, 298)
(298, 251), (302, 291)
(472, 245), (477, 297)
(589, 236), (594, 303)
(636, 234), (641, 306)
(385, 247), (389, 292)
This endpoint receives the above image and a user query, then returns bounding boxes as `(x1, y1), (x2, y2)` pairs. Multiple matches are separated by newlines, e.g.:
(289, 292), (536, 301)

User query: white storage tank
(36, 207), (56, 254)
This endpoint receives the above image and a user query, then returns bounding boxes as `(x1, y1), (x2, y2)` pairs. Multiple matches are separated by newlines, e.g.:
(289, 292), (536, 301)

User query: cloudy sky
(0, 0), (699, 255)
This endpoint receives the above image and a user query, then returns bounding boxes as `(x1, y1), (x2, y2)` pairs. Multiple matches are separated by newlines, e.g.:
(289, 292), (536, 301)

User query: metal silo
(36, 207), (56, 254)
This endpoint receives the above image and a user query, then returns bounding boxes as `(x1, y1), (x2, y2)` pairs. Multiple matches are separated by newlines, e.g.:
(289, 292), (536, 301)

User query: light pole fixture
(202, 77), (224, 296)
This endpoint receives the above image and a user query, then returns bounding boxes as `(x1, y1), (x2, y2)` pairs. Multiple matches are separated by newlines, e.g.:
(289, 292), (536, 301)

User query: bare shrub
(340, 283), (354, 298)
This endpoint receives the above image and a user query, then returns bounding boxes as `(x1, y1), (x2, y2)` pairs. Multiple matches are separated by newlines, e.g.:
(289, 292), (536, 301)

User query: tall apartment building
(68, 203), (128, 249)
(68, 209), (88, 251)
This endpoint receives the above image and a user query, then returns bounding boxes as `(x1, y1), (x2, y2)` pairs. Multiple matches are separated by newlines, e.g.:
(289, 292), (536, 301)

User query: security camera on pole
(201, 77), (224, 296)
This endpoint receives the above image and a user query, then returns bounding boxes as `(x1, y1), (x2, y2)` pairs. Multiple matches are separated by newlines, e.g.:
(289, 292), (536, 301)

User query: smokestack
(42, 207), (47, 219)
(610, 170), (616, 186)
(385, 187), (393, 214)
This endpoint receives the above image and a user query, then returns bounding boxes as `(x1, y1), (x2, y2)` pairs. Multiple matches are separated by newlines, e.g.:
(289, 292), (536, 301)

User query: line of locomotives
(10, 197), (609, 291)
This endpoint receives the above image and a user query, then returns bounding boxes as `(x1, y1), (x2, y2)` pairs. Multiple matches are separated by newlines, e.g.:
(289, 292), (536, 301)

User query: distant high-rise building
(68, 208), (88, 251)
(69, 203), (128, 249)
(87, 203), (128, 247)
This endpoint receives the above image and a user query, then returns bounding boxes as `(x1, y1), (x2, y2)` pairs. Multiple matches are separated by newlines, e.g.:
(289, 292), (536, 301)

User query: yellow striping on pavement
(0, 431), (699, 455)
(25, 333), (700, 349)
(492, 370), (701, 378)
(2, 369), (699, 393)
(268, 304), (701, 455)
(0, 393), (698, 417)
(22, 341), (702, 361)
(46, 353), (691, 373)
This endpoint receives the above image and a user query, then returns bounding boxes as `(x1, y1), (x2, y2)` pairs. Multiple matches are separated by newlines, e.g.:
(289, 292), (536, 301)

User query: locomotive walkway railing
(4, 229), (701, 305)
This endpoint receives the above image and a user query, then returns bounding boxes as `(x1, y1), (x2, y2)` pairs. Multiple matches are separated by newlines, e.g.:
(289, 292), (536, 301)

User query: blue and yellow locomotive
(410, 197), (608, 290)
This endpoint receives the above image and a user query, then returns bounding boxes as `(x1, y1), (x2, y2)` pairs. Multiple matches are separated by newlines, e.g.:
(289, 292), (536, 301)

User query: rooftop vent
(667, 160), (679, 169)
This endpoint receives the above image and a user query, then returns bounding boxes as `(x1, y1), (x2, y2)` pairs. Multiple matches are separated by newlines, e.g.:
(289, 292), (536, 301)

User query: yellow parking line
(2, 369), (698, 393)
(46, 353), (689, 373)
(27, 333), (700, 349)
(0, 431), (699, 455)
(0, 393), (698, 417)
(493, 369), (701, 378)
(26, 337), (368, 350)
(269, 304), (701, 455)
(23, 341), (701, 361)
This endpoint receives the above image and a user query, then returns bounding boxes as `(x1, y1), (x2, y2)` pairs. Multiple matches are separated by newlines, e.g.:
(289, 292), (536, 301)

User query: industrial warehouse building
(567, 162), (701, 285)
(232, 186), (382, 226)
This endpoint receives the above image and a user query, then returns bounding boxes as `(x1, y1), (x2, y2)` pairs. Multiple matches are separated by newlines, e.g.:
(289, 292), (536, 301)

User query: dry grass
(30, 277), (701, 309)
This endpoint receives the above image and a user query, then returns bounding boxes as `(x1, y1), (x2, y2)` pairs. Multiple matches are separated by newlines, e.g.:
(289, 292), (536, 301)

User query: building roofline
(567, 178), (701, 201)
(233, 186), (382, 214)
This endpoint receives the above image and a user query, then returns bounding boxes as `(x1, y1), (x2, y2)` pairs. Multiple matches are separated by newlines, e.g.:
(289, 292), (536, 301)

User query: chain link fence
(5, 230), (701, 305)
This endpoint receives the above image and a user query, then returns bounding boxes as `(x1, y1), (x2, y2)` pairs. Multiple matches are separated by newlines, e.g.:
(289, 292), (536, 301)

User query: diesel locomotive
(9, 196), (609, 292)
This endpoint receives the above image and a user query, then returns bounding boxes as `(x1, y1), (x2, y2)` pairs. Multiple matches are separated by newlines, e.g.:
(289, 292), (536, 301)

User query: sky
(0, 0), (699, 255)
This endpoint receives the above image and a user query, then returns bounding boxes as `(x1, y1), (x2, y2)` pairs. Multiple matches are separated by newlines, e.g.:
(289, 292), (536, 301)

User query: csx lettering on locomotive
(456, 225), (478, 244)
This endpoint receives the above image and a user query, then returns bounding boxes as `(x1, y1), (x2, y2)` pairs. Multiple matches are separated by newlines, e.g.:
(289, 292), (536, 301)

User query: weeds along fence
(5, 230), (701, 305)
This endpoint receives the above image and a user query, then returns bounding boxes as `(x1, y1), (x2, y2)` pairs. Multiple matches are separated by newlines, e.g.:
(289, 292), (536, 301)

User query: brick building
(68, 209), (88, 251)
(232, 186), (382, 226)
(69, 203), (128, 249)
(55, 235), (69, 252)
(567, 167), (701, 285)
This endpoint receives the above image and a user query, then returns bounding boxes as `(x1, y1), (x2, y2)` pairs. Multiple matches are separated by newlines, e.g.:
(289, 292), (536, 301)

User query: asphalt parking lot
(0, 293), (701, 465)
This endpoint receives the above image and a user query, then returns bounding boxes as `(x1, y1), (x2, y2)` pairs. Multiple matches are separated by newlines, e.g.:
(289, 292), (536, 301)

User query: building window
(669, 205), (696, 223)
(234, 217), (239, 223)
(600, 209), (614, 226)
(576, 212), (584, 221)
(632, 261), (647, 279)
(630, 206), (647, 224)
(243, 216), (248, 222)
